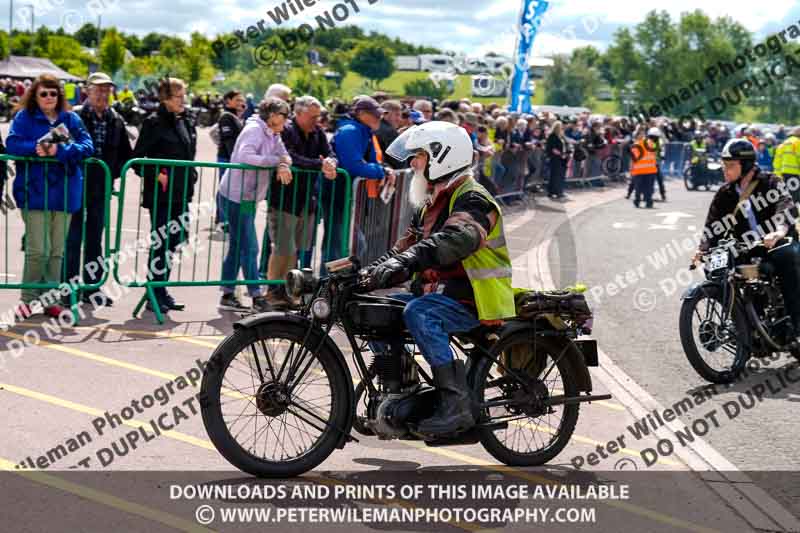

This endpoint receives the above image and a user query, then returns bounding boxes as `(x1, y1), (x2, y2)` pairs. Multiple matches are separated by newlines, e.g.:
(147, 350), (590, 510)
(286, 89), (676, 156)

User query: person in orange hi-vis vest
(630, 127), (660, 208)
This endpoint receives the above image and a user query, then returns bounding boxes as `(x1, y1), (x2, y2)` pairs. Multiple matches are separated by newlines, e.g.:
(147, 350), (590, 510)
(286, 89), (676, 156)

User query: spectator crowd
(1, 72), (798, 319)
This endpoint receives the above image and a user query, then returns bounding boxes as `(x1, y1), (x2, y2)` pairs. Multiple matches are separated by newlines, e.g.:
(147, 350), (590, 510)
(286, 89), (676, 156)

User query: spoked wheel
(200, 322), (350, 478)
(474, 334), (579, 466)
(679, 285), (750, 384)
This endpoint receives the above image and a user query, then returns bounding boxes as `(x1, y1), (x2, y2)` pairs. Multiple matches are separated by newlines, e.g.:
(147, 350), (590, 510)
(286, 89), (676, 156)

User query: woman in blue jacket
(6, 74), (93, 318)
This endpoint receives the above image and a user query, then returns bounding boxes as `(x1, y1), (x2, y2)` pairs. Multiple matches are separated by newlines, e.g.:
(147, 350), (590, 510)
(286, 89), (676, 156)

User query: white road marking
(654, 212), (694, 225)
(612, 222), (637, 229)
(530, 197), (800, 533)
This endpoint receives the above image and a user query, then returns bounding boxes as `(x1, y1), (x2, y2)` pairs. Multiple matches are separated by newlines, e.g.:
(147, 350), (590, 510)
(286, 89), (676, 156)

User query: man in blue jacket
(328, 96), (394, 270)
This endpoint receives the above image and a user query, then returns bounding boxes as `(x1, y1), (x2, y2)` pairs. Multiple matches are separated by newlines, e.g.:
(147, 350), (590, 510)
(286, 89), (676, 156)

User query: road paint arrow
(648, 224), (678, 230)
(654, 212), (694, 226)
(612, 222), (638, 229)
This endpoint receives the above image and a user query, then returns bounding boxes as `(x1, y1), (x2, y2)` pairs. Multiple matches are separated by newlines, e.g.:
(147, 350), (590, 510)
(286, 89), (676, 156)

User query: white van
(419, 54), (455, 72)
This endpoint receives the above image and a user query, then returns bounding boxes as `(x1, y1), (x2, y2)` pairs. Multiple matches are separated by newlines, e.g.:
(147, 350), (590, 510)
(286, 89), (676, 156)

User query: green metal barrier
(113, 158), (351, 324)
(0, 154), (112, 325)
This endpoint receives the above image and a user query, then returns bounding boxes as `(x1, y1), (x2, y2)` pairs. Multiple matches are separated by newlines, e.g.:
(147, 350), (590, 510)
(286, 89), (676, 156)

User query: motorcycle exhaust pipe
(544, 393), (612, 407)
(745, 301), (790, 352)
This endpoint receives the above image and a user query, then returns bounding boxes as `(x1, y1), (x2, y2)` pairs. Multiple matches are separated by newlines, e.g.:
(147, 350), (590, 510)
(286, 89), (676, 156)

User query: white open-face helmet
(647, 127), (661, 138)
(386, 121), (473, 182)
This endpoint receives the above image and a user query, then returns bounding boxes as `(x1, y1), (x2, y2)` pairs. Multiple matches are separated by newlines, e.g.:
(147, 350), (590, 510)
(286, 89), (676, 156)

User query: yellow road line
(1, 382), (214, 451)
(0, 385), (475, 533)
(399, 441), (719, 533)
(0, 330), (176, 380)
(0, 455), (214, 532)
(77, 325), (631, 412)
(4, 365), (709, 532)
(509, 419), (682, 468)
(73, 326), (222, 348)
(0, 328), (664, 465)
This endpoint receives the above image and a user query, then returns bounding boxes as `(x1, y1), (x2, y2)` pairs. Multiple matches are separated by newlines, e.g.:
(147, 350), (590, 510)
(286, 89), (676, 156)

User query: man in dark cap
(325, 96), (395, 271)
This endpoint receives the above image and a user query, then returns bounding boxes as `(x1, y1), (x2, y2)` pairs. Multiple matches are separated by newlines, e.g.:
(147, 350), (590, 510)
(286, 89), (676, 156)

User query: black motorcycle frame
(233, 260), (604, 446)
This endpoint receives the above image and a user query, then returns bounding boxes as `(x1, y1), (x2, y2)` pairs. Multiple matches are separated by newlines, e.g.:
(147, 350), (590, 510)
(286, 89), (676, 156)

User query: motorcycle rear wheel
(474, 334), (579, 466)
(201, 322), (351, 478)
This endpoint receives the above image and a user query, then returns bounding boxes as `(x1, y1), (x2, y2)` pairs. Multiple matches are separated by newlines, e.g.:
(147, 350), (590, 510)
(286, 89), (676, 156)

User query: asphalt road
(0, 120), (794, 531)
(567, 178), (800, 515)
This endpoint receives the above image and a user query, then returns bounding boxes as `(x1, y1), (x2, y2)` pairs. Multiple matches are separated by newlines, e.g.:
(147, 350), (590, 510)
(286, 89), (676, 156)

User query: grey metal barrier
(349, 170), (414, 267)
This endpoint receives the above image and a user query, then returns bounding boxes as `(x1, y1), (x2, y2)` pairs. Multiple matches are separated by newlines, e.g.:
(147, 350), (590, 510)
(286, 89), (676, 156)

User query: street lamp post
(19, 3), (34, 56)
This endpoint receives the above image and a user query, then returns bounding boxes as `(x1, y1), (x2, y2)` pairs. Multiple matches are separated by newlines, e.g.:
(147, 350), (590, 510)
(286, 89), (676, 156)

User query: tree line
(543, 9), (800, 123)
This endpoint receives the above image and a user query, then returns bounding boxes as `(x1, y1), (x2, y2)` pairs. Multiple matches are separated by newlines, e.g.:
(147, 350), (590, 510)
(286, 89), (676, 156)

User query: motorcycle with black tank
(680, 237), (800, 384)
(200, 257), (610, 478)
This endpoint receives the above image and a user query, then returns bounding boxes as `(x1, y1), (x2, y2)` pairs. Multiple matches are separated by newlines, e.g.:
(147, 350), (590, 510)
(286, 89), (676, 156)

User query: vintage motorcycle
(680, 237), (800, 384)
(112, 100), (148, 130)
(200, 257), (609, 478)
(684, 153), (724, 191)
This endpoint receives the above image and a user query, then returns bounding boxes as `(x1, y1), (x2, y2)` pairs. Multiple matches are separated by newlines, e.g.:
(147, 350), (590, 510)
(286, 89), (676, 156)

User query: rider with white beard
(361, 121), (515, 437)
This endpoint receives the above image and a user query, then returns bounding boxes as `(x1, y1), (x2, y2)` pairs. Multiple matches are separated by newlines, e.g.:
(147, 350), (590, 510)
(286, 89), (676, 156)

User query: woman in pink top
(218, 98), (292, 313)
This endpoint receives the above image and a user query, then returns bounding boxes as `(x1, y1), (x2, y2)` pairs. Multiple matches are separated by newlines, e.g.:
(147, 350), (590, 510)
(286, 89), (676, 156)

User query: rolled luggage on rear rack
(513, 286), (594, 335)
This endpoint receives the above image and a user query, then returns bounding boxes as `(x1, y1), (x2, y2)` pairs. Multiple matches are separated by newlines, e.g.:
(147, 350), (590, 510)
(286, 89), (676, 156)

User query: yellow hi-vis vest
(691, 139), (706, 164)
(447, 178), (515, 321)
(774, 136), (800, 178)
(64, 83), (76, 101)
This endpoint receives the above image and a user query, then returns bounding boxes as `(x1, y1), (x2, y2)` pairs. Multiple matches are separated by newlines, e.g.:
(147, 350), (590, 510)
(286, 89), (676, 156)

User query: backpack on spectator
(208, 123), (221, 146)
(209, 111), (240, 147)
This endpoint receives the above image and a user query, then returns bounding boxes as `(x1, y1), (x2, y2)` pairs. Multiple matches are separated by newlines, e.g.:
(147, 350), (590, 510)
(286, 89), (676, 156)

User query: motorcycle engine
(366, 389), (437, 440)
(363, 342), (436, 439)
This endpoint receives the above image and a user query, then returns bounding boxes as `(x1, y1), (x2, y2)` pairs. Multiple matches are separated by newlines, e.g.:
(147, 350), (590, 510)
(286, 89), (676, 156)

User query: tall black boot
(416, 360), (474, 436)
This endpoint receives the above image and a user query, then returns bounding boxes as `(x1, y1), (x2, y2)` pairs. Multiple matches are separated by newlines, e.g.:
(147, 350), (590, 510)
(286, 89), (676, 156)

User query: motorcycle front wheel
(683, 166), (697, 191)
(679, 285), (751, 383)
(200, 322), (351, 478)
(474, 334), (579, 466)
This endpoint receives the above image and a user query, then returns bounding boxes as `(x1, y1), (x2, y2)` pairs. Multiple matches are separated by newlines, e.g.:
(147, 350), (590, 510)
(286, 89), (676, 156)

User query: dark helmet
(721, 138), (756, 176)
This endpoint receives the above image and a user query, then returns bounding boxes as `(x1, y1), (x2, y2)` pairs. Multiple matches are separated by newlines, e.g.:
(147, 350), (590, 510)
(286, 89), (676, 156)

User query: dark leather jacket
(378, 175), (497, 302)
(699, 169), (798, 252)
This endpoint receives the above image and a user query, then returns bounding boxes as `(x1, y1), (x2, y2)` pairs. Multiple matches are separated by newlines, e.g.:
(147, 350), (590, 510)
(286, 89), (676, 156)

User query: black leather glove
(366, 257), (410, 290)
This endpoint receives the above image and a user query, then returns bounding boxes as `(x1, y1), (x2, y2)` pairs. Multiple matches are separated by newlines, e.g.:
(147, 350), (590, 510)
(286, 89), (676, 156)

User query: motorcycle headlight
(311, 298), (331, 320)
(286, 269), (305, 298)
(285, 268), (318, 298)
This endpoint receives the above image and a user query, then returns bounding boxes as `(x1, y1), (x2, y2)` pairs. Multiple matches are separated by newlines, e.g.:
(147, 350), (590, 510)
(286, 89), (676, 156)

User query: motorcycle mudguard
(681, 281), (718, 301)
(491, 321), (594, 393)
(233, 312), (356, 449)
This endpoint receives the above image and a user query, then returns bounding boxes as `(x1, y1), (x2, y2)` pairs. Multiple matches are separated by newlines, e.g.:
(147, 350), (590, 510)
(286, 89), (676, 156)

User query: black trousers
(655, 168), (666, 198)
(64, 195), (106, 290)
(147, 204), (187, 300)
(634, 174), (655, 207)
(548, 158), (566, 197)
(760, 240), (800, 332)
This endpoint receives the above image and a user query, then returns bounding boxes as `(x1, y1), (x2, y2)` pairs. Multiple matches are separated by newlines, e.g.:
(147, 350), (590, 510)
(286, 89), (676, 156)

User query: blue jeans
(320, 184), (347, 276)
(370, 293), (480, 368)
(219, 196), (262, 297)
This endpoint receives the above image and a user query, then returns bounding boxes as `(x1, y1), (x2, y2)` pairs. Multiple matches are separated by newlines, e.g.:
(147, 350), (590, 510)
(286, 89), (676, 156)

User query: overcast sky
(12, 0), (800, 57)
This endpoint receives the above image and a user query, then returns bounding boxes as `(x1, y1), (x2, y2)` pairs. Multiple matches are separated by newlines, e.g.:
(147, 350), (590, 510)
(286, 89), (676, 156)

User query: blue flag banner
(509, 0), (550, 113)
